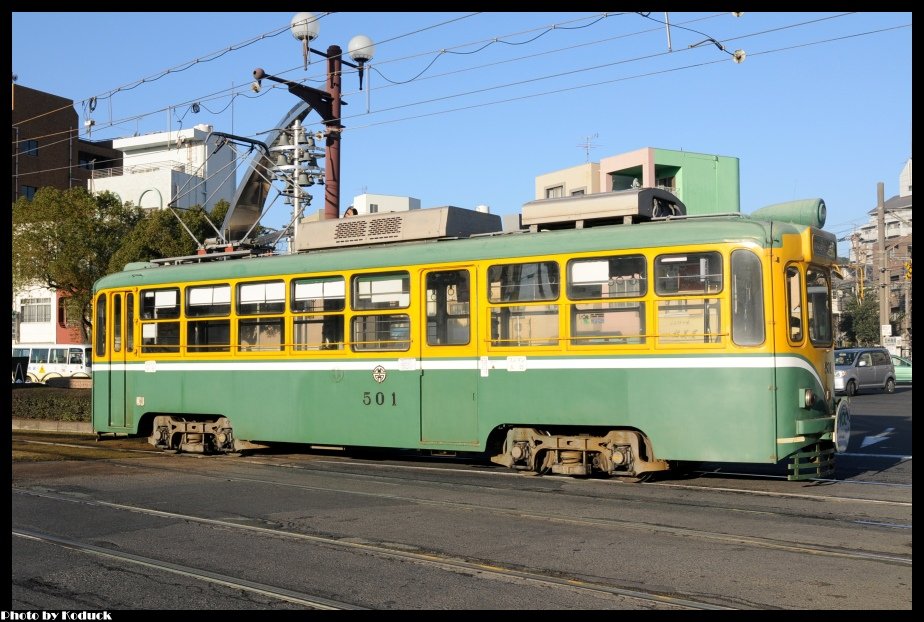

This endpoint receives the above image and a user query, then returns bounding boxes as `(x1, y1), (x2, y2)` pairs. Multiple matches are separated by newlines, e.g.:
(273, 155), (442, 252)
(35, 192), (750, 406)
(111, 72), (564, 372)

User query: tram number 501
(363, 391), (397, 406)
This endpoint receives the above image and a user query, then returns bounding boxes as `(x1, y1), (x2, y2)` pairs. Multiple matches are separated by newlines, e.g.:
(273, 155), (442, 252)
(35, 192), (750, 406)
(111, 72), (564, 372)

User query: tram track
(13, 435), (914, 494)
(13, 454), (912, 569)
(12, 437), (912, 531)
(13, 489), (727, 610)
(13, 527), (364, 610)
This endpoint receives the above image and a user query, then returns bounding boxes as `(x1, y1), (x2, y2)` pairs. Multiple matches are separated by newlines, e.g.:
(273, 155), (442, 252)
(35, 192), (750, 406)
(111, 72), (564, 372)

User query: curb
(12, 418), (93, 434)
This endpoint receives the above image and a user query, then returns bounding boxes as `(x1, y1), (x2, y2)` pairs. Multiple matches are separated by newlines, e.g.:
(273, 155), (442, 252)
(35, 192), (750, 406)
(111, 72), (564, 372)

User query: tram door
(419, 268), (479, 445)
(106, 291), (133, 429)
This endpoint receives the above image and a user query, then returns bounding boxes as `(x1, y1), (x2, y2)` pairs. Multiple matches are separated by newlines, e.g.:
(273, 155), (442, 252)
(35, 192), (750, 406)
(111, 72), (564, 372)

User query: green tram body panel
(94, 355), (826, 464)
(93, 213), (836, 466)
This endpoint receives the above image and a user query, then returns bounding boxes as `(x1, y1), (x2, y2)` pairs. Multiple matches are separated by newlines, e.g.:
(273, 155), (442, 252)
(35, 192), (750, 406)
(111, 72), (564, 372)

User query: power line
(11, 13), (338, 130)
(341, 23), (910, 132)
(370, 13), (619, 85)
(14, 20), (909, 181)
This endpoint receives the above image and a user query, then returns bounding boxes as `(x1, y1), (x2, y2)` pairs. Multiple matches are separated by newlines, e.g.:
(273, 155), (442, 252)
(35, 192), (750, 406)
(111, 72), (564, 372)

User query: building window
(20, 139), (38, 157)
(571, 189), (585, 196)
(78, 155), (97, 171)
(57, 299), (68, 328)
(369, 203), (379, 213)
(20, 297), (51, 323)
(656, 176), (676, 191)
(545, 185), (564, 199)
(21, 186), (37, 200)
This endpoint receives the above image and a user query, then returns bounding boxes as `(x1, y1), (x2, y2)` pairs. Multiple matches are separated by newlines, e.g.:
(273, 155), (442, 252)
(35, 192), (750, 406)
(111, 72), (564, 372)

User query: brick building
(11, 83), (122, 202)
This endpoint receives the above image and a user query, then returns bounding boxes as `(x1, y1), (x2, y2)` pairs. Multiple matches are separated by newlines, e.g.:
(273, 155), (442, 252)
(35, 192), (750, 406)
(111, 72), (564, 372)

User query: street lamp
(253, 12), (374, 221)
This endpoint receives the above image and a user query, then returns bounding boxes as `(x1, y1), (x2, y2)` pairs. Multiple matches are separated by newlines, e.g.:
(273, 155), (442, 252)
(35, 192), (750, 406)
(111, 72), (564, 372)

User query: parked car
(891, 355), (912, 384)
(834, 347), (896, 396)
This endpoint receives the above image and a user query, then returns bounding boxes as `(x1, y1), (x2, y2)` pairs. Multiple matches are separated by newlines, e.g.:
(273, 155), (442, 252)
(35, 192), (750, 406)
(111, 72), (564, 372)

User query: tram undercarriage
(490, 427), (669, 478)
(149, 415), (240, 454)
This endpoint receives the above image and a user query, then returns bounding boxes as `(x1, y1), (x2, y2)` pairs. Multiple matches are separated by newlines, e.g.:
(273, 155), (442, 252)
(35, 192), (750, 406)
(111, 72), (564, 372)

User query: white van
(11, 343), (92, 383)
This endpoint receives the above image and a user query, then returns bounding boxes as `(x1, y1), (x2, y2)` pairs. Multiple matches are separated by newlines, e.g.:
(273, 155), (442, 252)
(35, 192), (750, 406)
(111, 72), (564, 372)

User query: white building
(350, 193), (421, 215)
(12, 284), (84, 345)
(841, 157), (912, 355)
(91, 123), (235, 210)
(850, 157), (913, 264)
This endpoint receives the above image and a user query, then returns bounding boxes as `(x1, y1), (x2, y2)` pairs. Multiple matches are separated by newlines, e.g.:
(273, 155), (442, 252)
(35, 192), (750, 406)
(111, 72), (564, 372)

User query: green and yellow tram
(92, 189), (848, 480)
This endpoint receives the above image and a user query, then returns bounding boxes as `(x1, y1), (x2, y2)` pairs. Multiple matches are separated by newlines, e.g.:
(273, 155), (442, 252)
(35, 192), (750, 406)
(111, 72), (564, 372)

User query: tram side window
(426, 270), (470, 346)
(655, 252), (723, 344)
(186, 284), (230, 353)
(113, 294), (122, 352)
(125, 294), (134, 352)
(488, 261), (559, 347)
(351, 314), (410, 351)
(95, 294), (106, 356)
(140, 288), (180, 353)
(805, 267), (833, 346)
(238, 280), (285, 352)
(49, 348), (67, 364)
(786, 266), (803, 342)
(731, 250), (765, 346)
(292, 276), (345, 350)
(351, 272), (410, 351)
(568, 255), (646, 345)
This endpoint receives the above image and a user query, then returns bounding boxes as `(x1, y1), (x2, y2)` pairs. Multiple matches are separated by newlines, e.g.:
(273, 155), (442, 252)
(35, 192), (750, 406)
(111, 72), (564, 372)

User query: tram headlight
(802, 389), (816, 408)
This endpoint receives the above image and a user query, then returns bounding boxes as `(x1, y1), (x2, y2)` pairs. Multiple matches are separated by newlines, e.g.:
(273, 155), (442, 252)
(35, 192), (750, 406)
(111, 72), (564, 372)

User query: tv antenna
(578, 133), (600, 163)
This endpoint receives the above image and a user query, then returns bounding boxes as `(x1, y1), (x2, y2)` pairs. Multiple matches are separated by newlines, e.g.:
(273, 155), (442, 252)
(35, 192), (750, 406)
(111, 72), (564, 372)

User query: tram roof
(95, 214), (805, 290)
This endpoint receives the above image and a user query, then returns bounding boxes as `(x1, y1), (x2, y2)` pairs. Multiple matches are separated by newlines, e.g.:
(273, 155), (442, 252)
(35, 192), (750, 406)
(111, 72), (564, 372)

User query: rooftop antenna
(578, 133), (600, 163)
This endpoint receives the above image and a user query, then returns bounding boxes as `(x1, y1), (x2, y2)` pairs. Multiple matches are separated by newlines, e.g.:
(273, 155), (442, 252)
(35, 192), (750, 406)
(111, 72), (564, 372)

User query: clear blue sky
(13, 12), (912, 256)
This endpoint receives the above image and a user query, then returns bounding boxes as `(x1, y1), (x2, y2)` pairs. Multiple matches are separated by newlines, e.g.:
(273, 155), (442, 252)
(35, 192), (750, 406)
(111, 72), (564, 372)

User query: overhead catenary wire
(10, 12), (478, 136)
(14, 19), (908, 183)
(90, 11), (858, 142)
(11, 13), (337, 130)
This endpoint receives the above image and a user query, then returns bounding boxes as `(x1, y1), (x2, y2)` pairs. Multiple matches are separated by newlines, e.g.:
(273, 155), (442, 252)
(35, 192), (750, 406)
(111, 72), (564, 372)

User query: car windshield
(835, 351), (857, 366)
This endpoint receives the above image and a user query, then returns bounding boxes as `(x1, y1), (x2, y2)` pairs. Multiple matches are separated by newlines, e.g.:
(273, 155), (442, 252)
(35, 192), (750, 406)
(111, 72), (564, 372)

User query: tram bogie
(490, 427), (668, 477)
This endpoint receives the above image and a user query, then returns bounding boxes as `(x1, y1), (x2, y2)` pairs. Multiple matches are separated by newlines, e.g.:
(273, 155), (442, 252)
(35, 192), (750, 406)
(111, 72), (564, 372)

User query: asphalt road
(10, 389), (911, 611)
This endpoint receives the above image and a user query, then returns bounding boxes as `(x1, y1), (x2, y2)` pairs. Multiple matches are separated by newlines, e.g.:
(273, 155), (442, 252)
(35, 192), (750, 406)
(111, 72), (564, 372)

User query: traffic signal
(905, 262), (912, 281)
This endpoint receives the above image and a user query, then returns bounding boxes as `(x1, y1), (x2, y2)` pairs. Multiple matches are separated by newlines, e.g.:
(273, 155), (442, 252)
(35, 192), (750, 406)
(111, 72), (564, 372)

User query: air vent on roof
(295, 206), (502, 251)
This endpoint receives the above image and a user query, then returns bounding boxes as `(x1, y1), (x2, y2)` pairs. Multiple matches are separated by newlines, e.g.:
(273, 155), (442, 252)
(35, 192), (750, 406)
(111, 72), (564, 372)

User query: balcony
(91, 160), (200, 179)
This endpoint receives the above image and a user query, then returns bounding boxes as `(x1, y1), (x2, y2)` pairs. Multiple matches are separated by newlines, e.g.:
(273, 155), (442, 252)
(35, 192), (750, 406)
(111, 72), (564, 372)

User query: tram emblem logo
(372, 365), (387, 383)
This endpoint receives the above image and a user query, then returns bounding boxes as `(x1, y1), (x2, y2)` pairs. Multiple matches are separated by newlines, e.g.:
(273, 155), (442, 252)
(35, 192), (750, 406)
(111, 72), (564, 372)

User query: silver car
(834, 347), (896, 396)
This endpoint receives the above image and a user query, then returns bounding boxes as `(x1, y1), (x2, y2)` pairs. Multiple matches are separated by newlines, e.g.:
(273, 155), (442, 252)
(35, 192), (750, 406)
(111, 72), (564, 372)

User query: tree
(107, 200), (230, 272)
(13, 188), (143, 341)
(839, 291), (881, 346)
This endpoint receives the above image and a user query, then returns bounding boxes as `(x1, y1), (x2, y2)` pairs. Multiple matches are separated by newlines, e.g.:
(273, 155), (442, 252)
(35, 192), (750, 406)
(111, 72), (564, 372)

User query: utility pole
(851, 232), (864, 300)
(324, 46), (343, 222)
(876, 182), (890, 344)
(253, 14), (374, 221)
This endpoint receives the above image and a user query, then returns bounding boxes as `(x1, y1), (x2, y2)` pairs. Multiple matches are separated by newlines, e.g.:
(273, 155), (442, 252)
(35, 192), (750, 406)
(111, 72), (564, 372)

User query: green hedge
(11, 385), (92, 422)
